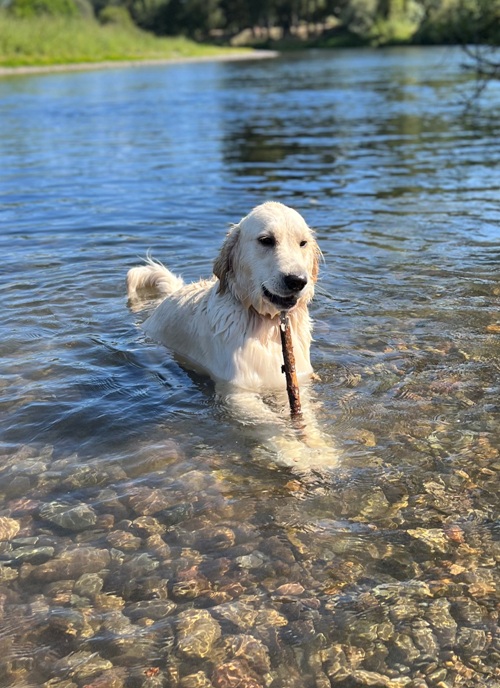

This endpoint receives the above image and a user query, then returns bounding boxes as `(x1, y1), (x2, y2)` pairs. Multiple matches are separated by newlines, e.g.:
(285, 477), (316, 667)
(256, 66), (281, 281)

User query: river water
(1, 47), (500, 687)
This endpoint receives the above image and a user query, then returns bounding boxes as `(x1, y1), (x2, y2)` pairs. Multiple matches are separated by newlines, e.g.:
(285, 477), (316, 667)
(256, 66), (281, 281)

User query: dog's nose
(283, 273), (308, 292)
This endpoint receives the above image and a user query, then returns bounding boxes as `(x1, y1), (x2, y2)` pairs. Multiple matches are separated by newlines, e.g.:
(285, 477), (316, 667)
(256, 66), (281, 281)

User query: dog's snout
(283, 273), (308, 293)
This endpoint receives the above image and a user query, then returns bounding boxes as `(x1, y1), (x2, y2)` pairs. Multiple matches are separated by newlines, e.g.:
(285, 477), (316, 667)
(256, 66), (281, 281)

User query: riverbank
(0, 14), (263, 72)
(0, 51), (276, 76)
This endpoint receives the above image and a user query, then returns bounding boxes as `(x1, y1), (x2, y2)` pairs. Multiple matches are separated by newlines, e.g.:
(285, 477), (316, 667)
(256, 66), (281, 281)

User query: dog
(127, 202), (337, 472)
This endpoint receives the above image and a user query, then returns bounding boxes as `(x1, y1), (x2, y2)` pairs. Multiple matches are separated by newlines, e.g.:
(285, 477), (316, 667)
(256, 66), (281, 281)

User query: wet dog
(127, 202), (337, 473)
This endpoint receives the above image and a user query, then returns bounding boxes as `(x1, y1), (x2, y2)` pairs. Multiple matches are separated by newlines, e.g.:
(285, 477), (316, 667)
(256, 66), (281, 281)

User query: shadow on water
(0, 47), (500, 687)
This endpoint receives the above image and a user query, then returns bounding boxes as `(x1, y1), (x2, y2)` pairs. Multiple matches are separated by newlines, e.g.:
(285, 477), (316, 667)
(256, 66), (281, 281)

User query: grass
(0, 13), (250, 68)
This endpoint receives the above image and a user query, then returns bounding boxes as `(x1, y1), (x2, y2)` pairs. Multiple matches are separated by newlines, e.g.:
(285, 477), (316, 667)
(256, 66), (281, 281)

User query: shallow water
(1, 47), (500, 687)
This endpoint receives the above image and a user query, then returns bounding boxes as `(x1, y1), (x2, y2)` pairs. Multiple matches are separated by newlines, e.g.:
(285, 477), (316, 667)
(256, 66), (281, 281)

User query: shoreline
(0, 50), (278, 77)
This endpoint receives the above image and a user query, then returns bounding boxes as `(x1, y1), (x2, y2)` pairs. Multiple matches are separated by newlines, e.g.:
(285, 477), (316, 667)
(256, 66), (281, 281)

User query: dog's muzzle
(262, 275), (307, 311)
(262, 286), (297, 310)
(262, 273), (308, 310)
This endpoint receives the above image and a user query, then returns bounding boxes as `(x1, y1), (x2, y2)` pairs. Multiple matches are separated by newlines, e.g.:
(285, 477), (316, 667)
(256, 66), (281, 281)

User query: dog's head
(214, 202), (320, 317)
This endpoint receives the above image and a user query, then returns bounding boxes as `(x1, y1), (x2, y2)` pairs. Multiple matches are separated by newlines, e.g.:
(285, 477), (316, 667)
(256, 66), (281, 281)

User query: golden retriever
(127, 202), (337, 472)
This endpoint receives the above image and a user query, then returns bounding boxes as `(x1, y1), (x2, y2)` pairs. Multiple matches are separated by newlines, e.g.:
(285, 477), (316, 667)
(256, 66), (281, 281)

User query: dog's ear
(311, 237), (322, 283)
(213, 225), (240, 294)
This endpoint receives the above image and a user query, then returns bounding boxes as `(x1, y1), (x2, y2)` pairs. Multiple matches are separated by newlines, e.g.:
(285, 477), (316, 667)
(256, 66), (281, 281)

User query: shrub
(98, 5), (133, 26)
(8, 0), (79, 17)
(415, 0), (500, 45)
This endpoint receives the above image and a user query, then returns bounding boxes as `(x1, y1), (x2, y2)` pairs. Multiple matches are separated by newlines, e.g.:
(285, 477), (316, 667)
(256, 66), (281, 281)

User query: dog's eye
(300, 240), (308, 247)
(258, 236), (276, 247)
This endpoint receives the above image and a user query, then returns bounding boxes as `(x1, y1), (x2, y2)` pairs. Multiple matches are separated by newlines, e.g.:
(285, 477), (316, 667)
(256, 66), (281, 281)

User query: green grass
(0, 13), (249, 68)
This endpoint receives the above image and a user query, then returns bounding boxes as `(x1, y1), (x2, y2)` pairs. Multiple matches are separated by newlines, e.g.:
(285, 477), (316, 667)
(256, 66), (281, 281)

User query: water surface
(1, 48), (500, 687)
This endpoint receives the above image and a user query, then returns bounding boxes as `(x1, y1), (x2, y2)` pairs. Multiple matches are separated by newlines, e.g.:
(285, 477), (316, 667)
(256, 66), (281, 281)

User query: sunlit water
(1, 48), (500, 687)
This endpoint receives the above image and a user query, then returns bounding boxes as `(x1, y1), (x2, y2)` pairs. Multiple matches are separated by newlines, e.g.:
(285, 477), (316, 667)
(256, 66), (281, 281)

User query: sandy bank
(0, 50), (278, 77)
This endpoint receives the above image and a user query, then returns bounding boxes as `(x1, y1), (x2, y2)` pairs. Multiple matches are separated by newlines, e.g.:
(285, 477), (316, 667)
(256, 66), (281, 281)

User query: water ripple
(0, 47), (500, 687)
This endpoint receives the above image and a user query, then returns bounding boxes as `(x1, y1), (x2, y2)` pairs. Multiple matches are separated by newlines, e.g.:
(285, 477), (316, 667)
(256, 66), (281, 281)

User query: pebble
(39, 501), (97, 531)
(126, 599), (176, 621)
(212, 660), (263, 688)
(274, 583), (304, 596)
(180, 671), (214, 688)
(8, 545), (55, 564)
(74, 572), (104, 597)
(195, 526), (236, 552)
(177, 609), (221, 659)
(235, 551), (267, 569)
(222, 634), (271, 673)
(407, 528), (450, 554)
(27, 546), (111, 582)
(52, 651), (113, 679)
(0, 517), (21, 541)
(131, 516), (166, 537)
(411, 620), (439, 659)
(106, 530), (142, 551)
(425, 599), (457, 647)
(126, 487), (172, 516)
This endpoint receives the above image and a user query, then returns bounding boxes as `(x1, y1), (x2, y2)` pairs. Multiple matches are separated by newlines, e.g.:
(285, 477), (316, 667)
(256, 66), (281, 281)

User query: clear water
(1, 48), (500, 686)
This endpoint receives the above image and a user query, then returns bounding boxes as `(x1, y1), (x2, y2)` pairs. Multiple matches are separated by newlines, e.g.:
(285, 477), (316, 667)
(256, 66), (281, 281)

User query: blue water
(1, 47), (500, 686)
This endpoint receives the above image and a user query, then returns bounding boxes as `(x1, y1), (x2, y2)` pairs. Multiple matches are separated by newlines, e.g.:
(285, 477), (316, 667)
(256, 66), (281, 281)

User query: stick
(280, 312), (303, 420)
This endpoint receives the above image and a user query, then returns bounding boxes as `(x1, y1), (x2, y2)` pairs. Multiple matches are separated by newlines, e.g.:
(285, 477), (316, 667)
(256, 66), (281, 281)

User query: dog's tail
(127, 257), (184, 300)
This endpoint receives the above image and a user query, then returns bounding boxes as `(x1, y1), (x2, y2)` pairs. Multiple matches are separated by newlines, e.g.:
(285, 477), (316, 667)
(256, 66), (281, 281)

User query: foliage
(137, 0), (224, 39)
(98, 4), (133, 26)
(414, 0), (500, 44)
(339, 0), (377, 37)
(8, 0), (79, 18)
(102, 0), (499, 47)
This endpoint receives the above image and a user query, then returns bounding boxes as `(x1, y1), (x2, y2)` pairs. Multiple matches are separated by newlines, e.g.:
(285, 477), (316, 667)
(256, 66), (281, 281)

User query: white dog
(127, 202), (337, 472)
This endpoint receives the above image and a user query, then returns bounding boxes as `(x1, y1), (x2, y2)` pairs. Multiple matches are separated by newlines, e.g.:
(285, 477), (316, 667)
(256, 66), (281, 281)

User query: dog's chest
(230, 329), (311, 391)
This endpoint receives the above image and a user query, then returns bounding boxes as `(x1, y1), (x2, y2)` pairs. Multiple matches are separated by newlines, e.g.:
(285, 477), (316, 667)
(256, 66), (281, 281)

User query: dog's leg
(219, 386), (338, 476)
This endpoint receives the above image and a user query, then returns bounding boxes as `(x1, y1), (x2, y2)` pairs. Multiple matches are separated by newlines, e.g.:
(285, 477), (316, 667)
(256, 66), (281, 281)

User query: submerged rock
(180, 672), (214, 688)
(177, 609), (221, 659)
(411, 620), (439, 659)
(27, 546), (110, 582)
(222, 634), (271, 674)
(213, 601), (258, 631)
(126, 487), (172, 516)
(126, 599), (177, 622)
(0, 517), (21, 541)
(407, 527), (450, 554)
(39, 501), (97, 532)
(351, 669), (411, 687)
(212, 660), (264, 688)
(425, 599), (457, 647)
(52, 650), (113, 679)
(9, 545), (55, 564)
(74, 572), (104, 597)
(195, 526), (236, 553)
(106, 530), (142, 551)
(131, 516), (167, 537)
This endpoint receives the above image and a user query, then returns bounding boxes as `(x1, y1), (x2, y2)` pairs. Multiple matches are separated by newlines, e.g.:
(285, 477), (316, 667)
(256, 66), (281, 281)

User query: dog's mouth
(262, 285), (298, 310)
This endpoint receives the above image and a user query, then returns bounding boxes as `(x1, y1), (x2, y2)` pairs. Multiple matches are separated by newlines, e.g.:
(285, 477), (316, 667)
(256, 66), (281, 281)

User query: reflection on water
(0, 47), (500, 687)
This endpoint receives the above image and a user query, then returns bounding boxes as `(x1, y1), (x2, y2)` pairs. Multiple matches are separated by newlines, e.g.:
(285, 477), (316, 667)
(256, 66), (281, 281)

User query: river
(1, 47), (500, 687)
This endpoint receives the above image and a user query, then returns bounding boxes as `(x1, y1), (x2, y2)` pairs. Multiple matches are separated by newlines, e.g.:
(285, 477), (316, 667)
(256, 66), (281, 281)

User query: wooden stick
(280, 312), (303, 420)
